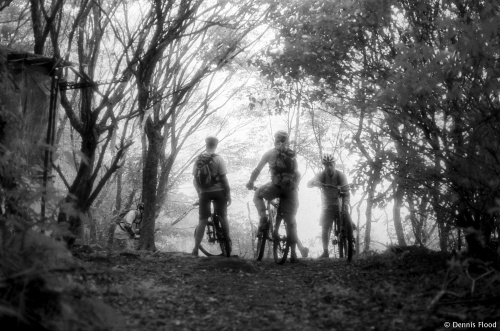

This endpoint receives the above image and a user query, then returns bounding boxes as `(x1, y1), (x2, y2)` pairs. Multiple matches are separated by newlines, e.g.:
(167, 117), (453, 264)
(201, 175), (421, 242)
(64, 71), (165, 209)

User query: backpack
(272, 148), (296, 175)
(271, 148), (297, 190)
(194, 153), (219, 189)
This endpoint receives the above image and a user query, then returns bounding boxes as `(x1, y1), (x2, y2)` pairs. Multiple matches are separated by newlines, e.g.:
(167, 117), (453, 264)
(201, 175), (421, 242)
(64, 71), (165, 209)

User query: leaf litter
(67, 248), (500, 331)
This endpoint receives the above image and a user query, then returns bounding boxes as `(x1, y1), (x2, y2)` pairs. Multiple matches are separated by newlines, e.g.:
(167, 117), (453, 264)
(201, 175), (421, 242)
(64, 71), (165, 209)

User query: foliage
(259, 0), (500, 258)
(0, 113), (81, 330)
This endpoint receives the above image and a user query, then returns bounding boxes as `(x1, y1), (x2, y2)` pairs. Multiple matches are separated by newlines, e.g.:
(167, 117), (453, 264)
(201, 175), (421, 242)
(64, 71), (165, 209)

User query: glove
(246, 181), (254, 190)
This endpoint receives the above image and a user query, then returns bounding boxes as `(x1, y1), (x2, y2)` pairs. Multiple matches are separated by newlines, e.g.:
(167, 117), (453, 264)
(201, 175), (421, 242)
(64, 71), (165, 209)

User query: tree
(22, 0), (139, 242)
(118, 0), (270, 250)
(262, 0), (500, 258)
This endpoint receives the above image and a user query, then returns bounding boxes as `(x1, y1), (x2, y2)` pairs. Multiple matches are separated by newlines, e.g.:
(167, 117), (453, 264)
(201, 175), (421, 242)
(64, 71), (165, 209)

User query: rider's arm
(247, 150), (271, 186)
(220, 174), (231, 205)
(307, 173), (322, 188)
(192, 163), (201, 195)
(193, 177), (201, 195)
(214, 156), (231, 205)
(294, 159), (302, 185)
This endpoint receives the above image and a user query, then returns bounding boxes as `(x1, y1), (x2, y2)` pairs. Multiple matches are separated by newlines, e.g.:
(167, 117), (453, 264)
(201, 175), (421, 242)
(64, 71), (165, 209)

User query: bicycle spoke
(196, 218), (225, 257)
(273, 218), (289, 264)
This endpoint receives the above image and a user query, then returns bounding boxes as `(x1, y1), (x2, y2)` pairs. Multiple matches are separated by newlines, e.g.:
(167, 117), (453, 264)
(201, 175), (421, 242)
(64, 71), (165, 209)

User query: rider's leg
(254, 183), (280, 229)
(280, 188), (299, 261)
(286, 218), (299, 262)
(192, 192), (211, 256)
(214, 191), (231, 252)
(320, 206), (337, 258)
(193, 218), (208, 256)
(296, 237), (309, 257)
(321, 225), (330, 258)
(288, 197), (308, 257)
(320, 209), (330, 256)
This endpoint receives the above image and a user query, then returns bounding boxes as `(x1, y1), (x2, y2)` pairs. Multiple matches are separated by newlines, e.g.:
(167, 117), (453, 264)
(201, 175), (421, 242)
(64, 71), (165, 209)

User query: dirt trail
(78, 250), (499, 331)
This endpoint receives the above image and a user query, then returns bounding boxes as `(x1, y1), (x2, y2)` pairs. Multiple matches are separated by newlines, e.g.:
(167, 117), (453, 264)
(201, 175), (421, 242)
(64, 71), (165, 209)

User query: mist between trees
(0, 0), (499, 261)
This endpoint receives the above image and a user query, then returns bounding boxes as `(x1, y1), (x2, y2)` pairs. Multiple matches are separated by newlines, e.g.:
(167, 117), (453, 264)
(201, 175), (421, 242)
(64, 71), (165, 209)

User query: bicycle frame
(253, 189), (290, 264)
(196, 200), (231, 257)
(255, 199), (276, 258)
(205, 216), (218, 243)
(323, 183), (354, 261)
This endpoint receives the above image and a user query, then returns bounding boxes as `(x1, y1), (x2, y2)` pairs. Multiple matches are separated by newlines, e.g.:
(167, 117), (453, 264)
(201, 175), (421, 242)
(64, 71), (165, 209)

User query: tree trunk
(363, 161), (383, 253)
(57, 112), (98, 242)
(364, 188), (374, 252)
(392, 184), (406, 246)
(433, 182), (448, 252)
(354, 193), (366, 255)
(138, 120), (162, 251)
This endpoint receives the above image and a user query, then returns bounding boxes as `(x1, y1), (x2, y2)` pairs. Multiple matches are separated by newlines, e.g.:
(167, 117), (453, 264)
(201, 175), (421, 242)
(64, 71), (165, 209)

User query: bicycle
(323, 183), (354, 261)
(253, 187), (290, 264)
(193, 200), (231, 257)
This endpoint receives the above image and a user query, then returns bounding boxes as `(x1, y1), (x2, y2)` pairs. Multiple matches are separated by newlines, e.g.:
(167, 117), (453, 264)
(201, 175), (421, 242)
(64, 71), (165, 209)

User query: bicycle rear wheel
(273, 218), (289, 264)
(196, 221), (224, 257)
(213, 215), (231, 257)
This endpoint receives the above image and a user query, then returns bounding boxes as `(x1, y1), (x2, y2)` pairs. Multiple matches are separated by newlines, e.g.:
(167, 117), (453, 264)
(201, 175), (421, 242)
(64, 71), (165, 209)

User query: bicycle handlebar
(320, 183), (350, 189)
(247, 185), (279, 206)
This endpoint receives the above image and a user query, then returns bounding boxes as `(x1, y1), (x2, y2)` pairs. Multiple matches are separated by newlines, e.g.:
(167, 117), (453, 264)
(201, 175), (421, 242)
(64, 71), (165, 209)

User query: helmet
(137, 202), (145, 210)
(205, 136), (219, 147)
(321, 154), (335, 165)
(274, 130), (289, 143)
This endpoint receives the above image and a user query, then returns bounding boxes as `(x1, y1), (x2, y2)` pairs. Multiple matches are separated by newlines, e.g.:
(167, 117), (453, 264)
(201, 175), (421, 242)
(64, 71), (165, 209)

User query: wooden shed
(0, 45), (73, 172)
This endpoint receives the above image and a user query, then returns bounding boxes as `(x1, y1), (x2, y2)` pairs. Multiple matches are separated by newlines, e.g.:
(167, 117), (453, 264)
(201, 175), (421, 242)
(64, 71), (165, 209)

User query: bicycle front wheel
(196, 223), (224, 257)
(255, 227), (267, 261)
(273, 218), (289, 264)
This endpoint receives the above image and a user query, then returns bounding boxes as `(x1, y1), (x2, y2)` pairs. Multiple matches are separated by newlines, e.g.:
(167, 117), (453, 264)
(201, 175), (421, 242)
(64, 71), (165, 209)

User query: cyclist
(307, 154), (351, 258)
(246, 130), (301, 262)
(192, 136), (232, 256)
(113, 202), (144, 251)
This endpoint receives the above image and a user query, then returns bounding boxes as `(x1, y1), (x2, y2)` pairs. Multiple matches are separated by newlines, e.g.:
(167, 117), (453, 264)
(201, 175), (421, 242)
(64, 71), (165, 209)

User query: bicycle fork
(206, 220), (216, 243)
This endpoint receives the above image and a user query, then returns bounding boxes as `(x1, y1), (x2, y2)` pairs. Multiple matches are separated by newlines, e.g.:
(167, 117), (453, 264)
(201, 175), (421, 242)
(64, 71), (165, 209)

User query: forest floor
(68, 247), (500, 331)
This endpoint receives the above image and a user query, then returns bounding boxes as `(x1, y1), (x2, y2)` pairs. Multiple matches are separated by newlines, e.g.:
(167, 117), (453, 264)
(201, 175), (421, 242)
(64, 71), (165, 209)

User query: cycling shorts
(320, 204), (340, 228)
(199, 190), (228, 219)
(254, 181), (298, 221)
